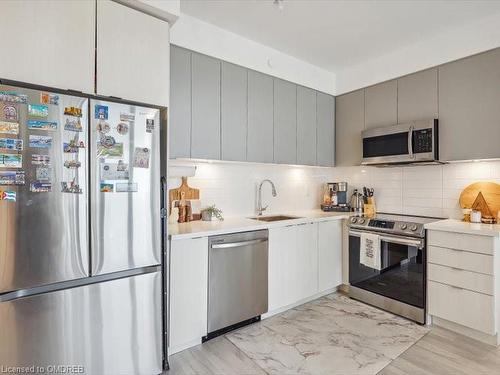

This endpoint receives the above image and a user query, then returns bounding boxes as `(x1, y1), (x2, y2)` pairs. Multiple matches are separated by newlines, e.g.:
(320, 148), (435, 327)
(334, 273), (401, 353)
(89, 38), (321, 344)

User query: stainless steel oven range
(347, 213), (441, 324)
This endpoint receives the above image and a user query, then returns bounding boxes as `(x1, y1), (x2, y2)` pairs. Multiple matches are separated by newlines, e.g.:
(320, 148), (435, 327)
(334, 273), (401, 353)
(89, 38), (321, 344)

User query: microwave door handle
(408, 125), (414, 159)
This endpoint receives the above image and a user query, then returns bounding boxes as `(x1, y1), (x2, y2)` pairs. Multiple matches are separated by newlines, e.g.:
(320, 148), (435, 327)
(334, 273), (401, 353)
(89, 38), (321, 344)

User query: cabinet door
(439, 49), (500, 161)
(273, 79), (297, 164)
(317, 92), (335, 166)
(335, 90), (364, 166)
(191, 53), (221, 160)
(318, 221), (342, 292)
(221, 62), (247, 161)
(247, 71), (274, 163)
(397, 68), (438, 123)
(297, 87), (317, 165)
(170, 46), (191, 159)
(268, 226), (296, 311)
(295, 223), (319, 300)
(97, 0), (170, 106)
(169, 237), (208, 354)
(364, 80), (397, 129)
(0, 0), (94, 93)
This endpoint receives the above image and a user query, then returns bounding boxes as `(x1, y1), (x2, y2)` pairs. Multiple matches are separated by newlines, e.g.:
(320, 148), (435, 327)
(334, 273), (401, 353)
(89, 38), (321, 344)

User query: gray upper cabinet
(221, 62), (247, 161)
(170, 46), (191, 159)
(191, 52), (221, 160)
(335, 90), (364, 166)
(317, 92), (335, 166)
(247, 71), (274, 163)
(169, 47), (337, 166)
(439, 48), (500, 161)
(364, 80), (397, 129)
(274, 79), (297, 164)
(297, 86), (317, 165)
(398, 68), (438, 123)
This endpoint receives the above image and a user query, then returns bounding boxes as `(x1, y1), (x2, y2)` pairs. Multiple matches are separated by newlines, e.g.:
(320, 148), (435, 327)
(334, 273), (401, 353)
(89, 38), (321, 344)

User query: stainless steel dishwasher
(206, 230), (268, 339)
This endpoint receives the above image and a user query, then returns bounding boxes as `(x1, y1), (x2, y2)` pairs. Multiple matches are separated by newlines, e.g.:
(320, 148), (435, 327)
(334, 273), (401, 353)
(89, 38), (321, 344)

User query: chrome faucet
(257, 179), (277, 216)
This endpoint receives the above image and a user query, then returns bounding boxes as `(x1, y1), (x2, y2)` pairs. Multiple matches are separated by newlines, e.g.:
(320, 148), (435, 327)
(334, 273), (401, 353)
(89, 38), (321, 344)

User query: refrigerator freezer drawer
(0, 272), (162, 375)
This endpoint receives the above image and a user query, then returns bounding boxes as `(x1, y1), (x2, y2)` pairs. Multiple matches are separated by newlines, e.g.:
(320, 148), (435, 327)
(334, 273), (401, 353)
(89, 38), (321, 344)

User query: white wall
(169, 160), (500, 220)
(170, 13), (336, 95)
(335, 11), (500, 94)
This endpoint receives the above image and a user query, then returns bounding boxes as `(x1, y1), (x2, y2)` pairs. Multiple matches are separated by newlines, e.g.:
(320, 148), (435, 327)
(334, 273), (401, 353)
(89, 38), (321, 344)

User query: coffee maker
(321, 182), (350, 212)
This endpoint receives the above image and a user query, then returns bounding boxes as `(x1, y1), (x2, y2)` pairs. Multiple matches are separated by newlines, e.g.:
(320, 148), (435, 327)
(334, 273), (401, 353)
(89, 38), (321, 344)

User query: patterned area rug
(226, 293), (429, 375)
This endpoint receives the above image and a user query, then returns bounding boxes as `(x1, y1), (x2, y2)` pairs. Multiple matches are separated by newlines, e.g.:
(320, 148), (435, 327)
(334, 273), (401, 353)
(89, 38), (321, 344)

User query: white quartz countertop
(168, 210), (351, 240)
(424, 219), (500, 237)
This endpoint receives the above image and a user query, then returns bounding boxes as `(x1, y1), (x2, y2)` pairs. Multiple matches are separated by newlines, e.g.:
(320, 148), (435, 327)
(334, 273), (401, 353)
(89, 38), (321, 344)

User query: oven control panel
(348, 216), (425, 237)
(368, 220), (394, 229)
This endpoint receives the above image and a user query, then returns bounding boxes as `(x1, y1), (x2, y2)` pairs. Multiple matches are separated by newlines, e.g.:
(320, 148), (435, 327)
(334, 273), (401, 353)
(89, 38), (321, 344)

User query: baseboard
(337, 283), (349, 294)
(168, 338), (202, 355)
(262, 286), (339, 319)
(432, 316), (499, 346)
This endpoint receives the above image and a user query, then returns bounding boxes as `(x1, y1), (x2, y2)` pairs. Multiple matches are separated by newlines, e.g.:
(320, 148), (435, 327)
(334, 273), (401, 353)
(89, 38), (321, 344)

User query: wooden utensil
(459, 181), (500, 217)
(169, 177), (199, 214)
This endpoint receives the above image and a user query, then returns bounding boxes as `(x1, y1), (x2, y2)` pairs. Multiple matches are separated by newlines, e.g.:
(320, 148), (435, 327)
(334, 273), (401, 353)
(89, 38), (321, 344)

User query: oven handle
(348, 229), (424, 249)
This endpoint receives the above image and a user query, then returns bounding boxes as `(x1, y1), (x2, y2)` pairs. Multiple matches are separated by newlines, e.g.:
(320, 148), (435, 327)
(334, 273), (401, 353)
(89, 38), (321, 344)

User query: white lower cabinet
(268, 225), (295, 310)
(427, 229), (500, 345)
(169, 237), (208, 354)
(318, 220), (343, 292)
(169, 218), (345, 353)
(296, 223), (319, 300)
(269, 223), (318, 308)
(268, 220), (343, 313)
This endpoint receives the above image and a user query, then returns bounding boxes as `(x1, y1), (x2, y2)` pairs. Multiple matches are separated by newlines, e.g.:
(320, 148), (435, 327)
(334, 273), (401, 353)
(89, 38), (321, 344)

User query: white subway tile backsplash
(168, 159), (500, 220)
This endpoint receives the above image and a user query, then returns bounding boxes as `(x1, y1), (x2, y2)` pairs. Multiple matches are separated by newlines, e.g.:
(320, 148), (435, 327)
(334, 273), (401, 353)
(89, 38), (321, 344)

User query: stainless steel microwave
(361, 119), (438, 165)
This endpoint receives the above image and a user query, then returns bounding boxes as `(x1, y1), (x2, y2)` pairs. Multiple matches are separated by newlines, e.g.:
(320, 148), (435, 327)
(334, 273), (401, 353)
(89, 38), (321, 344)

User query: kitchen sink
(249, 215), (302, 222)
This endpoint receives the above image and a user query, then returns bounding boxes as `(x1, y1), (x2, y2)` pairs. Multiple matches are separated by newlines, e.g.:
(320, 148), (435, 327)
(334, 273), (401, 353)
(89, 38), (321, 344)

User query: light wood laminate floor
(166, 293), (500, 375)
(167, 327), (500, 375)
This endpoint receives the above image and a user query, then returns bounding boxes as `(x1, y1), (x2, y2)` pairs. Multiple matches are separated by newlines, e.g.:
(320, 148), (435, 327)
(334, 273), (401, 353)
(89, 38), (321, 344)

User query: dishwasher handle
(211, 238), (268, 249)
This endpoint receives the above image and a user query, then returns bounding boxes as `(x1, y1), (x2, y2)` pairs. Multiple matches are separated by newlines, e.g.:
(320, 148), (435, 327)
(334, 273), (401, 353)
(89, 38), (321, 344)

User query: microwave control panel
(413, 129), (433, 153)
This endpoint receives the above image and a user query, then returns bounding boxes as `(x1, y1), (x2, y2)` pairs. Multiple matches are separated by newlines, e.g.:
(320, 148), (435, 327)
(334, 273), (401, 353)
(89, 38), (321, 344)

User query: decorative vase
(201, 211), (212, 221)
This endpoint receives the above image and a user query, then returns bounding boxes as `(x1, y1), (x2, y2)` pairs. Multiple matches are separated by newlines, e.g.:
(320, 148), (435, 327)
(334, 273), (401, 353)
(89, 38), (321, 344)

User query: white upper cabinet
(0, 0), (95, 93)
(97, 0), (170, 106)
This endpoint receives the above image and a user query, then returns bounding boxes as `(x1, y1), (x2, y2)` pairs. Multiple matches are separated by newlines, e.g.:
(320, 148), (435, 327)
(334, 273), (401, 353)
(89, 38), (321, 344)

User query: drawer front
(428, 246), (493, 275)
(428, 263), (494, 295)
(428, 230), (494, 255)
(428, 280), (495, 335)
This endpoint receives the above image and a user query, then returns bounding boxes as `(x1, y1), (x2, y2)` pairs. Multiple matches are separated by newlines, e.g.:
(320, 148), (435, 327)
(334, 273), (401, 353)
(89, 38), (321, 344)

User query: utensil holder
(364, 197), (376, 218)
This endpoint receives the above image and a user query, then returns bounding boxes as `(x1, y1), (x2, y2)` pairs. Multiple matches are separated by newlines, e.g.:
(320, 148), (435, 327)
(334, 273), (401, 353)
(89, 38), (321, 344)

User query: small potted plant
(201, 205), (224, 221)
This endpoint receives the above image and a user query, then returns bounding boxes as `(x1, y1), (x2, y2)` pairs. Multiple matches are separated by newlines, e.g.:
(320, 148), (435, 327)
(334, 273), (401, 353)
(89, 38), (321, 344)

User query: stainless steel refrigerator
(0, 82), (165, 375)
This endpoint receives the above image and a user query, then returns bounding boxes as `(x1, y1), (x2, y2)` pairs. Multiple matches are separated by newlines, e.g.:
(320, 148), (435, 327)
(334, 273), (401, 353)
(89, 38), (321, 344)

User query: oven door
(348, 230), (425, 309)
(362, 122), (414, 165)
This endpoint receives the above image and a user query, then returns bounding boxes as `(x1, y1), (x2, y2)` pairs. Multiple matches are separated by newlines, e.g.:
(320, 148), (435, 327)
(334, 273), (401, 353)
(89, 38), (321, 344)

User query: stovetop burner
(347, 212), (443, 238)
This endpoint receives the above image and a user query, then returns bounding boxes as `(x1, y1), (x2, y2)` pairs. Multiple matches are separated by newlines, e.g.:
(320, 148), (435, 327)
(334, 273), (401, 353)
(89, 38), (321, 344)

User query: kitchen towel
(360, 232), (381, 270)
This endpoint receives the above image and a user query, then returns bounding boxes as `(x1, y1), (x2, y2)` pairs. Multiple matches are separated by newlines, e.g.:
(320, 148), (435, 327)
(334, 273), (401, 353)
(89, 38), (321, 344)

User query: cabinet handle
(449, 284), (464, 291)
(450, 267), (462, 271)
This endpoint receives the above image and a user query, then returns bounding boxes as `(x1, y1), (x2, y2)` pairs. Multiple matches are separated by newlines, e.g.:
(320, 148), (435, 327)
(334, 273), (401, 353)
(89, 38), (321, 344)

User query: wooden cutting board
(459, 182), (500, 216)
(169, 177), (199, 213)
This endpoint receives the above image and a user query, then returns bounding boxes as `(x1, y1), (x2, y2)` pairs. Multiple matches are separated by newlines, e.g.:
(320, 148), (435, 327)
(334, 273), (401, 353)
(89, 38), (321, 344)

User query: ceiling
(180, 0), (500, 72)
